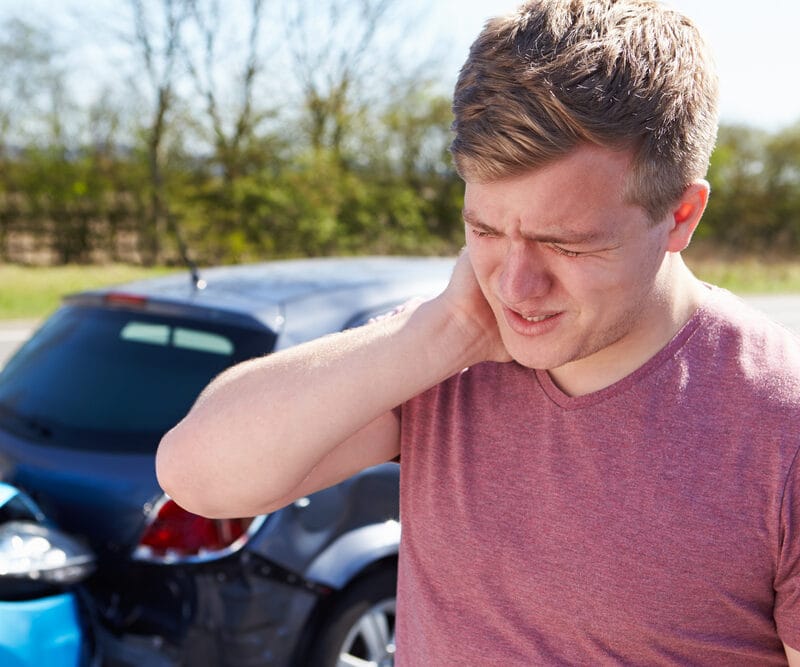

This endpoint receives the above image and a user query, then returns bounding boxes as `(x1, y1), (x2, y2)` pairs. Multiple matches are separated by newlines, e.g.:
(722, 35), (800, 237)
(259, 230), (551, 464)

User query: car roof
(68, 256), (455, 334)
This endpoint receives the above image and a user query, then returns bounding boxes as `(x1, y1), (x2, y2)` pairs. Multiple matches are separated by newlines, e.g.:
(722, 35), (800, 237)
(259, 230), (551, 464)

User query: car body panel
(0, 482), (93, 667)
(305, 519), (401, 589)
(0, 594), (84, 667)
(88, 256), (454, 340)
(0, 430), (162, 556)
(248, 463), (400, 580)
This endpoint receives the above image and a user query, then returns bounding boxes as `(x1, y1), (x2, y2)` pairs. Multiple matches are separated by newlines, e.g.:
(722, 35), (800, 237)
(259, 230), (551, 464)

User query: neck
(548, 255), (705, 397)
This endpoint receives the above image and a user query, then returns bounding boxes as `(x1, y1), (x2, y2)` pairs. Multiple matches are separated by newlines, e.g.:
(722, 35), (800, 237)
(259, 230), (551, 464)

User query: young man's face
(464, 144), (676, 381)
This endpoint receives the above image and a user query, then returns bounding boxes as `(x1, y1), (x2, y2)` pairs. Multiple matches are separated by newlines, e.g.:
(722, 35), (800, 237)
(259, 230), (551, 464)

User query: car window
(121, 322), (235, 355)
(0, 305), (275, 453)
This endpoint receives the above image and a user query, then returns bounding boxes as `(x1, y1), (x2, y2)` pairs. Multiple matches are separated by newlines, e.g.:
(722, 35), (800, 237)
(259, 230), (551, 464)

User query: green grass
(1, 255), (798, 320)
(684, 248), (800, 294)
(689, 260), (800, 294)
(0, 265), (177, 320)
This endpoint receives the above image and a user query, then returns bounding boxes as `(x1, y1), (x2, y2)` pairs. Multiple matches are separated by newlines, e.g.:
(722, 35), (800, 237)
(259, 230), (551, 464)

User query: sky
(2, 0), (798, 132)
(430, 0), (800, 131)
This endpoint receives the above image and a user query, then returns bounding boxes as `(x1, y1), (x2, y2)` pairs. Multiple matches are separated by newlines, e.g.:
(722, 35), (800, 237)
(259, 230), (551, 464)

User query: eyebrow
(462, 209), (606, 245)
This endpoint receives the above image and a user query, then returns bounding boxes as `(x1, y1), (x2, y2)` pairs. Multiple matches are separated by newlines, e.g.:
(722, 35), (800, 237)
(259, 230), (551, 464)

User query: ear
(666, 180), (710, 253)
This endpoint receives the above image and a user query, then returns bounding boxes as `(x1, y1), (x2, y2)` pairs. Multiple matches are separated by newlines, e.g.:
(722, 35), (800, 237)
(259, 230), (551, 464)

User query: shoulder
(695, 286), (800, 407)
(401, 361), (534, 415)
(699, 286), (800, 363)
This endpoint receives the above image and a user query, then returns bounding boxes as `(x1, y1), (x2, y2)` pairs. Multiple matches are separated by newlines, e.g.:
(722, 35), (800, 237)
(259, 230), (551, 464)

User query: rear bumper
(91, 554), (321, 667)
(0, 593), (85, 667)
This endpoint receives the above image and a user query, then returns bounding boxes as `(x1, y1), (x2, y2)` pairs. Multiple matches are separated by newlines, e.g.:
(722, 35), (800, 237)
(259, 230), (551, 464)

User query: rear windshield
(0, 305), (276, 453)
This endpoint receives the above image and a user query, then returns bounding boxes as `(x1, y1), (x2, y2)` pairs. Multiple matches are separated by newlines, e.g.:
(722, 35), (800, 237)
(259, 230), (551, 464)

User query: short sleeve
(774, 447), (800, 650)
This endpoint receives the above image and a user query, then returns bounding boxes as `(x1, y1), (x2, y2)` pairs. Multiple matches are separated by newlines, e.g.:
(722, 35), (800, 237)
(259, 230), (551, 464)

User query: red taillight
(136, 498), (256, 562)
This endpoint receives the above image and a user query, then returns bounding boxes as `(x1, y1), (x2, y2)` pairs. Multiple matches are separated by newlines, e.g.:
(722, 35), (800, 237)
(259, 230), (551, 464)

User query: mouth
(522, 313), (557, 323)
(502, 306), (563, 336)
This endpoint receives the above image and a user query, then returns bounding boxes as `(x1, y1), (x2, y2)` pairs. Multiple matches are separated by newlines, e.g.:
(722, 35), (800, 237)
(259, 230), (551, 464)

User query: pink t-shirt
(396, 286), (800, 665)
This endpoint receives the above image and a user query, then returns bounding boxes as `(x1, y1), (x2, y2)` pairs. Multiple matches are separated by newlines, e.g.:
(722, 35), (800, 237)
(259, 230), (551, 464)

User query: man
(157, 0), (800, 663)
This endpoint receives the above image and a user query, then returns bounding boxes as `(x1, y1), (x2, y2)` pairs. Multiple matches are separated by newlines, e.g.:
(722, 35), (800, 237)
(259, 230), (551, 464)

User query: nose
(498, 241), (553, 307)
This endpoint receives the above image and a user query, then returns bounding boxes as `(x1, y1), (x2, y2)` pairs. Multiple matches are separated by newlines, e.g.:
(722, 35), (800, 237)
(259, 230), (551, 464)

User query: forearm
(156, 297), (483, 517)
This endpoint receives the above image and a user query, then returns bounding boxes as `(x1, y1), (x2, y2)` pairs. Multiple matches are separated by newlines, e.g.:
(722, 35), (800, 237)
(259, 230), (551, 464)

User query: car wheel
(309, 567), (397, 667)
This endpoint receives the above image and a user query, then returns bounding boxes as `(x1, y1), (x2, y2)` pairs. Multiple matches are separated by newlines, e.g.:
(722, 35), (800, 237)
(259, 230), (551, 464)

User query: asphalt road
(0, 294), (798, 370)
(0, 319), (40, 369)
(744, 294), (800, 333)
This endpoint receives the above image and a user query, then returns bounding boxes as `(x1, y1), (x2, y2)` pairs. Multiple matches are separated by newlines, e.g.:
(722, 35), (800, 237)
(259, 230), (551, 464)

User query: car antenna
(168, 212), (207, 291)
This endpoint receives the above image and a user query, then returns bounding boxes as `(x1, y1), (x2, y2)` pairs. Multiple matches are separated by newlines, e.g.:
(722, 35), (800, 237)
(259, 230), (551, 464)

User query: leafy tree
(763, 123), (800, 248)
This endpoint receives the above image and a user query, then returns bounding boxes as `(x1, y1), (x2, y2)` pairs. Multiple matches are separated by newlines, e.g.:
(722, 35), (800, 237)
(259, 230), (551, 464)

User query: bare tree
(0, 18), (72, 155)
(0, 18), (87, 263)
(183, 0), (271, 184)
(129, 0), (191, 264)
(285, 0), (397, 160)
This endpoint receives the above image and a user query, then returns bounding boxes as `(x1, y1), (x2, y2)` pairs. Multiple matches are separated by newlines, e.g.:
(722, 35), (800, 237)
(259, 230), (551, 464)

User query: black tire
(307, 567), (397, 667)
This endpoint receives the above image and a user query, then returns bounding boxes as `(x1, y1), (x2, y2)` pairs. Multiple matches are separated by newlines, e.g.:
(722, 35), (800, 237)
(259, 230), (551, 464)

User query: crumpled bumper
(92, 554), (322, 667)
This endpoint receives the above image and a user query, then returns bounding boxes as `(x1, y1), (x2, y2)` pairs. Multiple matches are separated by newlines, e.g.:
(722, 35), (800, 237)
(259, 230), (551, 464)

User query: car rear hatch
(0, 297), (277, 556)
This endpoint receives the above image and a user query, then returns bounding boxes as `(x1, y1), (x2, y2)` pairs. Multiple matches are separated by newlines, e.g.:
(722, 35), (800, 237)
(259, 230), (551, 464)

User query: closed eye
(468, 225), (498, 239)
(548, 244), (582, 257)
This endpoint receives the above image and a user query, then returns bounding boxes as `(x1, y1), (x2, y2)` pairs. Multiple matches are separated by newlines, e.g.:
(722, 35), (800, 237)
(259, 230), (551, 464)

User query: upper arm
(259, 409), (401, 514)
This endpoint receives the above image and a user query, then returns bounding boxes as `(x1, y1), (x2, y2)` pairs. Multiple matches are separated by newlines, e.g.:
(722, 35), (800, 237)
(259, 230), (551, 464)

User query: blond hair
(451, 0), (719, 221)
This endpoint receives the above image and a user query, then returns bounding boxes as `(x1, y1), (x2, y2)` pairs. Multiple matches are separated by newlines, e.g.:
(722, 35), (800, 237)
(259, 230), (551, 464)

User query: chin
(503, 340), (568, 371)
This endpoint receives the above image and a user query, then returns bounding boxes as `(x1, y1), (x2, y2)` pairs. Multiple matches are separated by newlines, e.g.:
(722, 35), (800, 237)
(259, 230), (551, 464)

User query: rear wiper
(23, 417), (53, 439)
(0, 404), (53, 440)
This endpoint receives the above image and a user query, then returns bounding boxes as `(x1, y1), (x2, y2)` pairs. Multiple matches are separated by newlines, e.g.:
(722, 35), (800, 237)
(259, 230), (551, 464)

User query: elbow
(156, 421), (222, 518)
(156, 420), (289, 519)
(156, 424), (195, 511)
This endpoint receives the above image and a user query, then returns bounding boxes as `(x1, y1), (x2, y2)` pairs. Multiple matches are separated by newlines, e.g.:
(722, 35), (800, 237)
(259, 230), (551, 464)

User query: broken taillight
(133, 496), (266, 564)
